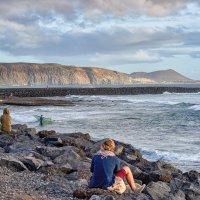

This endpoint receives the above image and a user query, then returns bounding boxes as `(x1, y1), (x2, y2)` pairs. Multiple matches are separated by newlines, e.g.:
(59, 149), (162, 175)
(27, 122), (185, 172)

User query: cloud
(87, 50), (160, 66)
(0, 0), (200, 69)
(1, 21), (200, 61)
(0, 0), (199, 20)
(132, 50), (160, 62)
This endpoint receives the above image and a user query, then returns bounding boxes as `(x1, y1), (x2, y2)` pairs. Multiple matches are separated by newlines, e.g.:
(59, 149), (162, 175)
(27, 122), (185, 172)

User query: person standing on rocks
(89, 139), (145, 194)
(40, 115), (44, 126)
(1, 107), (12, 133)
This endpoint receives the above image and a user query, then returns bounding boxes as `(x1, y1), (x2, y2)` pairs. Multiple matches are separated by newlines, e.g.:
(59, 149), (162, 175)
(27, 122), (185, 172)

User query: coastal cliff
(0, 63), (195, 86)
(0, 63), (154, 86)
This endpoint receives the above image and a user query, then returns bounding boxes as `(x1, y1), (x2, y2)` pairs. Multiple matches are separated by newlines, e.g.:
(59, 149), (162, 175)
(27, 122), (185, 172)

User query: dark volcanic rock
(38, 130), (56, 138)
(11, 124), (28, 130)
(60, 132), (95, 151)
(74, 188), (152, 200)
(73, 188), (117, 199)
(170, 178), (200, 200)
(144, 181), (171, 200)
(0, 123), (199, 200)
(1, 87), (200, 98)
(36, 146), (68, 160)
(183, 170), (200, 185)
(43, 136), (63, 147)
(0, 156), (28, 171)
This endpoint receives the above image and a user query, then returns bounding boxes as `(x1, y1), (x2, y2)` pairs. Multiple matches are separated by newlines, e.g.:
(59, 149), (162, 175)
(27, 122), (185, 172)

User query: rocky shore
(0, 97), (74, 106)
(0, 125), (199, 200)
(0, 86), (200, 98)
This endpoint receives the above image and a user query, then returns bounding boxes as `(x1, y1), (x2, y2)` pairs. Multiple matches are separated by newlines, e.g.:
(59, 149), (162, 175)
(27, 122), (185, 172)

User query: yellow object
(1, 108), (12, 132)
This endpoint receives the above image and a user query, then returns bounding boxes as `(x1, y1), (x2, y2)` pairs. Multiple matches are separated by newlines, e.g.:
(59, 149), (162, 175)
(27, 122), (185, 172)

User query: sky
(0, 0), (200, 79)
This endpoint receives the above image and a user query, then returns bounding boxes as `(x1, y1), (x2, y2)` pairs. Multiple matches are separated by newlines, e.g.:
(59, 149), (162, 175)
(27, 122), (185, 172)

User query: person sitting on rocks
(1, 107), (12, 133)
(89, 139), (145, 194)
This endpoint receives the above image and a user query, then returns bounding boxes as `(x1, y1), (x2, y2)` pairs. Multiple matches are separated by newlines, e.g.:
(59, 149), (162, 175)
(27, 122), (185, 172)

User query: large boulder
(5, 135), (41, 154)
(36, 145), (84, 160)
(36, 146), (68, 159)
(43, 136), (63, 147)
(37, 130), (56, 138)
(183, 170), (200, 185)
(74, 188), (151, 200)
(136, 160), (181, 174)
(55, 156), (91, 173)
(21, 154), (54, 171)
(56, 163), (75, 174)
(170, 178), (200, 200)
(0, 133), (15, 147)
(145, 181), (171, 200)
(136, 160), (182, 184)
(53, 149), (82, 164)
(59, 132), (95, 150)
(0, 156), (28, 171)
(11, 124), (28, 131)
(66, 132), (92, 141)
(149, 170), (172, 183)
(23, 128), (37, 140)
(73, 188), (117, 199)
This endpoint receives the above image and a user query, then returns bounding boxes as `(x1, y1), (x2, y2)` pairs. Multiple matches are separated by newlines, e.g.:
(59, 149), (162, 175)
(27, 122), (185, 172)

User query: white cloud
(0, 0), (200, 77)
(132, 50), (160, 62)
(0, 0), (198, 20)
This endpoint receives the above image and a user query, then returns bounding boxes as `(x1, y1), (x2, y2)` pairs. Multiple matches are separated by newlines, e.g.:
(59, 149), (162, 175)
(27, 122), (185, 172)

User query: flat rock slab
(0, 97), (74, 106)
(73, 188), (118, 199)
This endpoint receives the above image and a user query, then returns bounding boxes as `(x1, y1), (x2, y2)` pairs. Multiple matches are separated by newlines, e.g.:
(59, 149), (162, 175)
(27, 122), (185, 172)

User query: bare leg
(123, 166), (145, 193)
(122, 166), (137, 191)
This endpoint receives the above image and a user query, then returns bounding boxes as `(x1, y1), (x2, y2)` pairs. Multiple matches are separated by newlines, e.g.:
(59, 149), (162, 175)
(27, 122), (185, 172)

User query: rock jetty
(0, 87), (200, 98)
(0, 124), (199, 200)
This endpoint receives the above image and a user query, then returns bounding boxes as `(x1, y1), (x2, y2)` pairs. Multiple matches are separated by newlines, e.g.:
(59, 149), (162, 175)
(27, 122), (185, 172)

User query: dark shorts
(115, 168), (126, 179)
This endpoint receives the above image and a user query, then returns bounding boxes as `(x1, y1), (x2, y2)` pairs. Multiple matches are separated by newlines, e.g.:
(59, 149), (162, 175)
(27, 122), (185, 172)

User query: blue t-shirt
(89, 155), (120, 189)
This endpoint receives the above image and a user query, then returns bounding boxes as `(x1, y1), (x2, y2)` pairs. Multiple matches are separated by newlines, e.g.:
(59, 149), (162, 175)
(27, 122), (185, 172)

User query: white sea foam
(163, 91), (172, 94)
(141, 148), (200, 163)
(87, 95), (188, 105)
(163, 92), (200, 95)
(72, 93), (200, 107)
(11, 114), (37, 123)
(189, 105), (200, 111)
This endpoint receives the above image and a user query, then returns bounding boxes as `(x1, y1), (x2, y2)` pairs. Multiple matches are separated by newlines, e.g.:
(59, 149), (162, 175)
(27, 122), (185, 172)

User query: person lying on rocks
(1, 107), (12, 133)
(89, 139), (146, 194)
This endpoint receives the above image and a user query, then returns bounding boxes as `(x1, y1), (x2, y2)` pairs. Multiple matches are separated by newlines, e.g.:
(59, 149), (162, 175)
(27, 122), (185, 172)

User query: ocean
(2, 92), (200, 173)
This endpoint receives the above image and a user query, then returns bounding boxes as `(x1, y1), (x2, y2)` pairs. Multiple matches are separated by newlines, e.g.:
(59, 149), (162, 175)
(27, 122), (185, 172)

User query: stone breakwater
(0, 86), (200, 97)
(0, 125), (200, 200)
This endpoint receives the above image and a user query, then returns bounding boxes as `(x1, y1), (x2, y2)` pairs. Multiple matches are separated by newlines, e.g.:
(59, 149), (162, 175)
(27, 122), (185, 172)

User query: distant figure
(40, 115), (44, 126)
(9, 92), (13, 98)
(1, 108), (12, 133)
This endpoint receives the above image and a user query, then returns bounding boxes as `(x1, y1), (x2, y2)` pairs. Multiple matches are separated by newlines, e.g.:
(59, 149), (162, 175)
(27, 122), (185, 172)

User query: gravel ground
(0, 166), (79, 200)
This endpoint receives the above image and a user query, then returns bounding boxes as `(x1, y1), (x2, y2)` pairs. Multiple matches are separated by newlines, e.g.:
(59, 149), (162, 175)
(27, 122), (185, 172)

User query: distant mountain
(0, 63), (195, 86)
(131, 69), (194, 83)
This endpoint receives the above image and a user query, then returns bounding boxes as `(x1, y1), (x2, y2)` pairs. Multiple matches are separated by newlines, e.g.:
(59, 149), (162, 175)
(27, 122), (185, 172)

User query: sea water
(2, 92), (200, 172)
